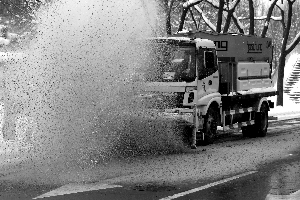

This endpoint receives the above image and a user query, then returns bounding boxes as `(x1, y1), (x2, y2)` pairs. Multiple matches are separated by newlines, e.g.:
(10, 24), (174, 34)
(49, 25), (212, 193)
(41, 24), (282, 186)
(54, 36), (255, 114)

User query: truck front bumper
(157, 108), (195, 126)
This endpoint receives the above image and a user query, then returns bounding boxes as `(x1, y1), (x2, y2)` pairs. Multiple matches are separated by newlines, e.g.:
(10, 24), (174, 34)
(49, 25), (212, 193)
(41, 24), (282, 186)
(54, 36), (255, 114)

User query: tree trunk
(277, 54), (286, 106)
(189, 8), (198, 30)
(223, 11), (232, 33)
(261, 0), (278, 38)
(166, 11), (172, 35)
(178, 5), (189, 32)
(231, 13), (244, 34)
(216, 0), (224, 33)
(276, 0), (295, 106)
(165, 0), (175, 35)
(248, 0), (254, 35)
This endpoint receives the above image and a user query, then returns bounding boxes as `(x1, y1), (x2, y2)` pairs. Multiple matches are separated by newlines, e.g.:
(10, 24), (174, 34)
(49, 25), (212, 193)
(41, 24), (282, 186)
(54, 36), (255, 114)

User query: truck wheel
(202, 106), (218, 145)
(242, 125), (255, 138)
(254, 102), (268, 137)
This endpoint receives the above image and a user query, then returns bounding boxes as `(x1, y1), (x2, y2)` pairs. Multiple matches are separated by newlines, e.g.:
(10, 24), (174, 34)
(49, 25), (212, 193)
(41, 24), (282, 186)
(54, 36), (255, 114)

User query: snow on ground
(268, 53), (300, 116)
(268, 93), (300, 116)
(283, 53), (300, 85)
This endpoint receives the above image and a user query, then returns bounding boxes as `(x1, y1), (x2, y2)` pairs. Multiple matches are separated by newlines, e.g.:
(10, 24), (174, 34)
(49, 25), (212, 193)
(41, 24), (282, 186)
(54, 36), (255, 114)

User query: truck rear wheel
(254, 102), (268, 137)
(242, 125), (254, 138)
(242, 103), (268, 138)
(202, 106), (218, 145)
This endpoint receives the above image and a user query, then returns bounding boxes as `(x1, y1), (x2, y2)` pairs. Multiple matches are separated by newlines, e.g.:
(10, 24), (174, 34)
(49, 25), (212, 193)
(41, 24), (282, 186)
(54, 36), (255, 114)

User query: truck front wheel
(202, 106), (218, 145)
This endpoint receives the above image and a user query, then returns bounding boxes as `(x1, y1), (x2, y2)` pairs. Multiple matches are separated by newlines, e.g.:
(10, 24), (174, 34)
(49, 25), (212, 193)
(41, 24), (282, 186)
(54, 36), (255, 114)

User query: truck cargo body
(175, 30), (272, 62)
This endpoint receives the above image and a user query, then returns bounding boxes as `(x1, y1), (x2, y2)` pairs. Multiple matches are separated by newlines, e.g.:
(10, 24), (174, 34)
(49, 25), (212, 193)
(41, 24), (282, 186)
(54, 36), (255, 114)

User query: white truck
(139, 30), (277, 149)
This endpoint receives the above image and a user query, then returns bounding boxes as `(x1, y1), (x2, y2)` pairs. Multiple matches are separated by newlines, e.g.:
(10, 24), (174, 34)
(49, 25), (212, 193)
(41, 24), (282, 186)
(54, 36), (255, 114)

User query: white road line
(160, 171), (257, 200)
(32, 183), (122, 199)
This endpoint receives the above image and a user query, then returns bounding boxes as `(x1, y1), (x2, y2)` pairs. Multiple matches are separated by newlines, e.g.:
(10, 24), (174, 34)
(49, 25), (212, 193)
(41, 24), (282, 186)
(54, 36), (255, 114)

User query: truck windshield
(144, 43), (196, 82)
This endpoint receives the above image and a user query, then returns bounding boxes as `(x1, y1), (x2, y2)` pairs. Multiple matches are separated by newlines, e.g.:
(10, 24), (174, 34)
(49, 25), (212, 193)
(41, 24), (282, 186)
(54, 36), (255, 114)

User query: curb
(269, 113), (300, 121)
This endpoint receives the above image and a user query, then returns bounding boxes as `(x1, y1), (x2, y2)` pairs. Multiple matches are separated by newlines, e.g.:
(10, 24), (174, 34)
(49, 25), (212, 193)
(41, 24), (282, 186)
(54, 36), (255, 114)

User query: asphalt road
(1, 118), (300, 200)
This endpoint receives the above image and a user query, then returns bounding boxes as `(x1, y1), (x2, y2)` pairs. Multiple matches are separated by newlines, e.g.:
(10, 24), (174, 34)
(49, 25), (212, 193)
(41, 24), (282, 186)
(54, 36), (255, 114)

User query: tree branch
(178, 0), (203, 32)
(194, 5), (216, 32)
(223, 11), (232, 33)
(261, 0), (278, 38)
(227, 0), (240, 10)
(203, 0), (221, 9)
(189, 8), (198, 30)
(276, 3), (286, 35)
(183, 0), (202, 8)
(239, 16), (282, 21)
(221, 0), (241, 33)
(232, 12), (245, 34)
(286, 32), (300, 55)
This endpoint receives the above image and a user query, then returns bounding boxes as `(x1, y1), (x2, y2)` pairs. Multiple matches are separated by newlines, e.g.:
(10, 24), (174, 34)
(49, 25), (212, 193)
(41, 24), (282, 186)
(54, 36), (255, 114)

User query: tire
(242, 125), (256, 138)
(201, 106), (218, 145)
(242, 103), (268, 138)
(254, 102), (268, 137)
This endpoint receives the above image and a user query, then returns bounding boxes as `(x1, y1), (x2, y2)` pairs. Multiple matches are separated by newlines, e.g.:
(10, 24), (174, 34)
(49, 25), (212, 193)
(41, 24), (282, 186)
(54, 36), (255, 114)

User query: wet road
(171, 151), (300, 200)
(1, 118), (300, 200)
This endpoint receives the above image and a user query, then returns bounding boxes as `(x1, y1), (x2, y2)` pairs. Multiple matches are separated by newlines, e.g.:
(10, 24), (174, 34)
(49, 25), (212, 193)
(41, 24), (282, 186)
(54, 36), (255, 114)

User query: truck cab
(143, 37), (219, 107)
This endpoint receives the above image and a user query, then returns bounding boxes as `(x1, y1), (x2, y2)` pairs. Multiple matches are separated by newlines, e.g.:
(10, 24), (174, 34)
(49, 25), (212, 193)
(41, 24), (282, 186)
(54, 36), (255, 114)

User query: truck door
(197, 48), (219, 99)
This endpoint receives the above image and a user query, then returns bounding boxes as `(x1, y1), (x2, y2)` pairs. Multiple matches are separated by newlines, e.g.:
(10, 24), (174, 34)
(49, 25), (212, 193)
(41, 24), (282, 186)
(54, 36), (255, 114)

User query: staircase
(284, 57), (300, 103)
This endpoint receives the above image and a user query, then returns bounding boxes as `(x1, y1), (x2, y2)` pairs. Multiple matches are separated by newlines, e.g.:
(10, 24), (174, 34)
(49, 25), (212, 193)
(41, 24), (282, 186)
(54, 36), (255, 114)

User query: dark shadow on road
(207, 118), (300, 146)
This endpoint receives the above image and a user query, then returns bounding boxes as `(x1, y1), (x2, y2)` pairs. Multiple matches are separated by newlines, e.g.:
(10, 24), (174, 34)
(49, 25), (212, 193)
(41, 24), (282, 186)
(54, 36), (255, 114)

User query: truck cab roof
(147, 36), (216, 49)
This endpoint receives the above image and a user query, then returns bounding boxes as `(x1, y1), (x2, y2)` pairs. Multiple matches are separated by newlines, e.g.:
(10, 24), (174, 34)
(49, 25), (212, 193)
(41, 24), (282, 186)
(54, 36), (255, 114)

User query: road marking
(32, 183), (122, 199)
(160, 171), (257, 200)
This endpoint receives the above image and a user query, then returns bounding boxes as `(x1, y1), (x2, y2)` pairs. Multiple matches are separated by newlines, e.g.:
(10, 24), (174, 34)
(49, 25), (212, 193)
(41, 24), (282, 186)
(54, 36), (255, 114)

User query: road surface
(0, 118), (300, 200)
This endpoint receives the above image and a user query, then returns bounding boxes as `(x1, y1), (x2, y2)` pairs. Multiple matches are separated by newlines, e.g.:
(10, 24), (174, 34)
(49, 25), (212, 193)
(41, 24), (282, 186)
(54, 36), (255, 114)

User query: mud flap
(191, 105), (197, 149)
(191, 105), (204, 149)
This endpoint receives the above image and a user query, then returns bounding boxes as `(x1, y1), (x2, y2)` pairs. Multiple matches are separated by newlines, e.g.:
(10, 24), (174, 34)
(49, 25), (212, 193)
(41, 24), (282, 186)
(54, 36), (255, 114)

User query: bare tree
(276, 0), (300, 105)
(178, 0), (203, 31)
(170, 0), (300, 106)
(222, 0), (241, 33)
(160, 0), (176, 35)
(178, 0), (245, 33)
